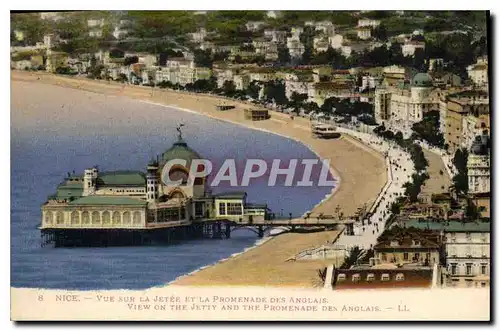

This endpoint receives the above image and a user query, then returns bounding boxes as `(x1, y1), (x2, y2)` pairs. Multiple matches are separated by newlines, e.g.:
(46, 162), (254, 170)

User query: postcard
(10, 10), (491, 321)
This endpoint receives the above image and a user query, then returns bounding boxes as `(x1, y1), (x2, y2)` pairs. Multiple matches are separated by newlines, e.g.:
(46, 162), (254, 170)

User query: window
(195, 202), (204, 217)
(403, 252), (408, 261)
(451, 264), (457, 275)
(337, 273), (346, 282)
(381, 253), (386, 261)
(466, 232), (472, 241)
(414, 252), (420, 261)
(481, 233), (487, 243)
(450, 233), (456, 243)
(219, 202), (226, 215)
(366, 273), (375, 282)
(481, 282), (486, 288)
(395, 273), (405, 281)
(381, 273), (390, 282)
(481, 264), (487, 275)
(352, 274), (361, 283)
(227, 203), (242, 216)
(466, 263), (473, 276)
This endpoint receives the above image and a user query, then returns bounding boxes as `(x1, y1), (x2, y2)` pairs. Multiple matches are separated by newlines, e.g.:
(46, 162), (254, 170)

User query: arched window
(133, 211), (141, 224)
(56, 211), (64, 224)
(102, 211), (111, 224)
(123, 211), (131, 224)
(82, 211), (90, 224)
(92, 211), (100, 224)
(44, 211), (53, 225)
(71, 211), (80, 224)
(112, 211), (121, 225)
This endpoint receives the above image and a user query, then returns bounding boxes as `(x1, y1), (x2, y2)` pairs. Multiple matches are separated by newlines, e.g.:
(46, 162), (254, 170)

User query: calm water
(11, 83), (333, 290)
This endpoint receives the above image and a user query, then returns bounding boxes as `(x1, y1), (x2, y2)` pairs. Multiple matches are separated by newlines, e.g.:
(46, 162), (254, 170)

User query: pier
(40, 216), (352, 247)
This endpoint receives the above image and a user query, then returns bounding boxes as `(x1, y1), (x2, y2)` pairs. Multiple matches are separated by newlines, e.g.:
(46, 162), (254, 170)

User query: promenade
(12, 71), (387, 287)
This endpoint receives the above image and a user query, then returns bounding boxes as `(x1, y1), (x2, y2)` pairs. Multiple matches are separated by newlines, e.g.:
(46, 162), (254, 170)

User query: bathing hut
(216, 104), (235, 111)
(311, 122), (340, 139)
(244, 108), (270, 121)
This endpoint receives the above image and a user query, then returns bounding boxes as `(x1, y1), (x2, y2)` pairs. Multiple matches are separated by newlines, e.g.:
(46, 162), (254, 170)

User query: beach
(11, 71), (387, 287)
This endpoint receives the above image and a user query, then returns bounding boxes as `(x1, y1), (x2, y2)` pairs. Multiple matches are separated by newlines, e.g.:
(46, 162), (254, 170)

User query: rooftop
(68, 196), (148, 206)
(214, 191), (248, 199)
(97, 171), (146, 186)
(399, 219), (490, 233)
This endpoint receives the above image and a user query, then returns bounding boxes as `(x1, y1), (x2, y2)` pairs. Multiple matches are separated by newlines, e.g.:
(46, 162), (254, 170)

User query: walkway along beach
(11, 71), (387, 287)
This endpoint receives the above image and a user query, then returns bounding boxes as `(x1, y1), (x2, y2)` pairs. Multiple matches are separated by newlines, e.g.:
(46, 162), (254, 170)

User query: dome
(411, 73), (433, 87)
(160, 138), (201, 168)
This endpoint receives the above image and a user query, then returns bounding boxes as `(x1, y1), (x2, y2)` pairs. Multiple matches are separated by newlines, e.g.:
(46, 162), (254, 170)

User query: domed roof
(161, 138), (201, 167)
(412, 73), (433, 87)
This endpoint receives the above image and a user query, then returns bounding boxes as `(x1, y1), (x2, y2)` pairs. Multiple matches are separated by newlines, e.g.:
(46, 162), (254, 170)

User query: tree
(194, 48), (213, 67)
(117, 73), (128, 83)
(263, 80), (287, 105)
(245, 80), (261, 100)
(411, 110), (445, 148)
(222, 80), (236, 96)
(110, 48), (125, 58)
(373, 24), (388, 41)
(124, 56), (139, 66)
(277, 44), (291, 65)
(340, 246), (363, 269)
(452, 148), (469, 194)
(289, 92), (308, 112)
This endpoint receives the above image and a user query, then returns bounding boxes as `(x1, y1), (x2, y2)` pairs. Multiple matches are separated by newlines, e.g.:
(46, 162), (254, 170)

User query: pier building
(40, 128), (268, 246)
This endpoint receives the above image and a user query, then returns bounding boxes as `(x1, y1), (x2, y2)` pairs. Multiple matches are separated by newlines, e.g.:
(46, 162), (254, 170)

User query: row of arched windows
(44, 210), (143, 226)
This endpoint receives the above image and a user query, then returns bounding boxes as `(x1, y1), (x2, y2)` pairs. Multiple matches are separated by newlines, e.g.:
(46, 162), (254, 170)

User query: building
(313, 36), (330, 53)
(315, 21), (335, 36)
(391, 219), (490, 288)
(245, 21), (266, 32)
(286, 35), (305, 61)
(88, 18), (105, 38)
(45, 51), (68, 73)
(263, 29), (287, 44)
(444, 90), (489, 152)
(233, 74), (250, 90)
(361, 75), (382, 91)
(328, 34), (344, 50)
(357, 27), (372, 40)
(244, 108), (270, 121)
(13, 29), (24, 41)
(382, 72), (439, 133)
(467, 58), (488, 88)
(445, 221), (490, 288)
(43, 34), (59, 50)
(312, 81), (355, 106)
(374, 227), (442, 266)
(40, 130), (268, 246)
(428, 58), (444, 72)
(112, 26), (128, 39)
(402, 40), (426, 57)
(12, 59), (32, 70)
(39, 12), (63, 21)
(190, 28), (207, 43)
(467, 135), (490, 195)
(330, 264), (437, 290)
(357, 18), (381, 28)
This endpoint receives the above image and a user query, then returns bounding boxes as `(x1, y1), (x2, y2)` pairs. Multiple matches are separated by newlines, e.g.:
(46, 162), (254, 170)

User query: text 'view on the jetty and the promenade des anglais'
(10, 9), (491, 321)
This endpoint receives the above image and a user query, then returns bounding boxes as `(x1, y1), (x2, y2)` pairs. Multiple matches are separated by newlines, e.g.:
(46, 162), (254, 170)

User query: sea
(11, 82), (334, 290)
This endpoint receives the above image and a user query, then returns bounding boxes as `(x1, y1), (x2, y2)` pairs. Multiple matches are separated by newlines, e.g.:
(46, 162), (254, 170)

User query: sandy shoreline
(11, 71), (387, 287)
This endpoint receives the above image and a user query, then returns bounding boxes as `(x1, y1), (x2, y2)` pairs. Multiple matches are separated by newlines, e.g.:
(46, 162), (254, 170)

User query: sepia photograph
(8, 6), (492, 322)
